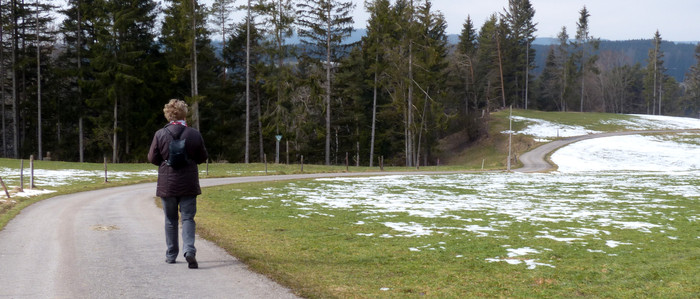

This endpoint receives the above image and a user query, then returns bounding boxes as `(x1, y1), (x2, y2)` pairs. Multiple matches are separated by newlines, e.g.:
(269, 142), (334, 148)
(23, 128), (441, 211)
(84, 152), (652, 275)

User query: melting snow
(506, 116), (599, 139)
(552, 135), (700, 173)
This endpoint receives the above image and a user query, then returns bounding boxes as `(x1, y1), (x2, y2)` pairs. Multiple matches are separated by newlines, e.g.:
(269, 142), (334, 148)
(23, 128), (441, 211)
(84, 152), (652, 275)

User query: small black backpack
(164, 126), (188, 169)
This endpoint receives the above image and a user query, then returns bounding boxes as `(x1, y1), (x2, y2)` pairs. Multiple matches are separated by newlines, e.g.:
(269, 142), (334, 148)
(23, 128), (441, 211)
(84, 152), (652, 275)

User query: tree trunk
(369, 47), (378, 167)
(244, 0), (250, 163)
(525, 40), (529, 110)
(324, 10), (331, 165)
(79, 117), (84, 162)
(112, 97), (118, 163)
(36, 0), (42, 160)
(256, 86), (263, 163)
(0, 0), (5, 157)
(496, 35), (506, 108)
(77, 0), (84, 162)
(12, 0), (19, 158)
(407, 41), (414, 167)
(191, 0), (199, 129)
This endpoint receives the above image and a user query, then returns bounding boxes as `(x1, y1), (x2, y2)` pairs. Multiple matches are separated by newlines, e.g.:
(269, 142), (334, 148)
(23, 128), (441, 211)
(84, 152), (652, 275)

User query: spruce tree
(363, 0), (391, 167)
(573, 6), (599, 112)
(296, 0), (354, 165)
(457, 16), (477, 115)
(643, 30), (666, 115)
(680, 44), (700, 117)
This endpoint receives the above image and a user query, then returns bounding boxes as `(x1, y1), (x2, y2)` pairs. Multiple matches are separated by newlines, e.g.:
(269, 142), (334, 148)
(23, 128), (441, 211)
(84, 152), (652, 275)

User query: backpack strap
(164, 125), (185, 140)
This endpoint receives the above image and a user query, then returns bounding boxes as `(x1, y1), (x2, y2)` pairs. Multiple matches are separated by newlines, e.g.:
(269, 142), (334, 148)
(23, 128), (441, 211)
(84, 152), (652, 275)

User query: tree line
(0, 0), (698, 165)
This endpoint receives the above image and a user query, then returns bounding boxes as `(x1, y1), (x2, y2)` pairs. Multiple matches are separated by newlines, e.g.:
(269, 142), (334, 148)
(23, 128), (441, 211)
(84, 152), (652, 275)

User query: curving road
(514, 129), (700, 173)
(0, 172), (459, 298)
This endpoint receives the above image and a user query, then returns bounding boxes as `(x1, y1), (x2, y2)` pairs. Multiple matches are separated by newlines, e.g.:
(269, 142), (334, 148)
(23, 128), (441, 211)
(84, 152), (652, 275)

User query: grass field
(197, 172), (699, 298)
(1, 111), (697, 298)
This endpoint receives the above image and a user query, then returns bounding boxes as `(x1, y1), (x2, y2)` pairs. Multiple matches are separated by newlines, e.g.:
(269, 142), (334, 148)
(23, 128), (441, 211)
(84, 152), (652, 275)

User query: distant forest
(532, 39), (698, 82)
(1, 0), (699, 165)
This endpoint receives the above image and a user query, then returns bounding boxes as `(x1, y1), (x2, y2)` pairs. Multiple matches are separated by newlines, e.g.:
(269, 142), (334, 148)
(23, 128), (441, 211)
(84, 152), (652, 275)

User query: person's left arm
(147, 132), (163, 166)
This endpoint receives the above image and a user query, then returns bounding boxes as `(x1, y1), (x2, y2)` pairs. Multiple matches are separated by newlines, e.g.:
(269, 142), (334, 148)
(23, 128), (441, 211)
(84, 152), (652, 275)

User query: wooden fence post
(19, 159), (24, 192)
(300, 155), (304, 172)
(30, 155), (35, 189)
(104, 156), (108, 183)
(0, 177), (10, 198)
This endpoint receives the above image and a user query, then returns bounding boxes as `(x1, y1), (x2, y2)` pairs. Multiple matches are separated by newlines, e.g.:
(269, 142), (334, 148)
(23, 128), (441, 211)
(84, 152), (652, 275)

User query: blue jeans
(161, 196), (197, 260)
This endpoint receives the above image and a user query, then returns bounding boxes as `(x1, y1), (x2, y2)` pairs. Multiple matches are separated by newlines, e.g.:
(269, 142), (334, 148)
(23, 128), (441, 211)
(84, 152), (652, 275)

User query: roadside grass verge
(197, 172), (699, 298)
(0, 158), (477, 230)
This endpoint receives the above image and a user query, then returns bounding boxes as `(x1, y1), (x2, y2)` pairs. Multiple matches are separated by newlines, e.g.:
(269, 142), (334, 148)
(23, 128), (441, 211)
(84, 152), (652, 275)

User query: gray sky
(352, 0), (700, 42)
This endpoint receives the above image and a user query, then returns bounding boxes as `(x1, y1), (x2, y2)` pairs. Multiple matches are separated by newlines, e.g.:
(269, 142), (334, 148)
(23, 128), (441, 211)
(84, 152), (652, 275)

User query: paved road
(514, 129), (700, 173)
(0, 171), (459, 298)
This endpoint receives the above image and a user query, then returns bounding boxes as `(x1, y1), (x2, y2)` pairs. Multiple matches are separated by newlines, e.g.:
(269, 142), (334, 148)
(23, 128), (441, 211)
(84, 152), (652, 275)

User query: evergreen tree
(501, 0), (536, 109)
(643, 30), (666, 115)
(362, 0), (391, 167)
(258, 0), (295, 153)
(456, 16), (477, 115)
(85, 0), (160, 162)
(209, 0), (236, 85)
(412, 0), (448, 167)
(161, 0), (210, 129)
(474, 14), (500, 111)
(680, 44), (700, 117)
(572, 5), (599, 112)
(296, 0), (354, 165)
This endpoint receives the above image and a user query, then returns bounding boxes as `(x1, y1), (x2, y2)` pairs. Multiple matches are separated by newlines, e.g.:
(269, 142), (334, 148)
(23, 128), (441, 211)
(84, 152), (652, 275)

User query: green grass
(0, 157), (477, 230)
(197, 173), (699, 298)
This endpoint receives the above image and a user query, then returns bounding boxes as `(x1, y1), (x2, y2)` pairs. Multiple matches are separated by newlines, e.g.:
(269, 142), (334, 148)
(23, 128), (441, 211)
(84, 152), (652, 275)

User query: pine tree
(258, 0), (295, 154)
(680, 44), (700, 117)
(363, 0), (391, 167)
(412, 0), (448, 167)
(501, 0), (536, 109)
(573, 6), (599, 112)
(84, 0), (159, 162)
(456, 16), (477, 115)
(474, 14), (500, 111)
(161, 0), (210, 129)
(643, 30), (666, 115)
(209, 0), (236, 85)
(296, 0), (354, 165)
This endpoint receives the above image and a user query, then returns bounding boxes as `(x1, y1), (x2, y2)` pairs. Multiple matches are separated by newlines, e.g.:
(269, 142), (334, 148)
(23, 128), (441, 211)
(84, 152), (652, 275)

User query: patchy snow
(506, 116), (599, 138)
(12, 189), (56, 198)
(0, 167), (156, 198)
(486, 247), (555, 269)
(605, 240), (633, 248)
(606, 114), (700, 130)
(552, 134), (700, 172)
(507, 114), (700, 141)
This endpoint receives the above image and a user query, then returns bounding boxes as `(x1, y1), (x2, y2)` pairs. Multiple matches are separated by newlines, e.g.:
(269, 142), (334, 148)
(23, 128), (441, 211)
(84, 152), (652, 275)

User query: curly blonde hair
(163, 99), (188, 122)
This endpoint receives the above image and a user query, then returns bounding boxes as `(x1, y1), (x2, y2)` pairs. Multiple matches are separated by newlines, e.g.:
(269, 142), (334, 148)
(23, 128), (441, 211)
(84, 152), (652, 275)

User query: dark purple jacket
(148, 124), (208, 197)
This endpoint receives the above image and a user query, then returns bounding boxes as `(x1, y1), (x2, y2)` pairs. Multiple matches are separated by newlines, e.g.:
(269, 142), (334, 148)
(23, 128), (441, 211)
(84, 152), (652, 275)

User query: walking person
(148, 99), (208, 269)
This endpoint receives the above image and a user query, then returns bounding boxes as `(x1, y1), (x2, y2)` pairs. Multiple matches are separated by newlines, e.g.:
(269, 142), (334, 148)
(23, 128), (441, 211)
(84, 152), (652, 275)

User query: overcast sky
(351, 0), (700, 42)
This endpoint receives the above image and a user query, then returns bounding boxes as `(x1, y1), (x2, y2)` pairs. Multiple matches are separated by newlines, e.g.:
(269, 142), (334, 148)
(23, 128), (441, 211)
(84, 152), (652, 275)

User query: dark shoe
(166, 258), (176, 264)
(185, 253), (198, 269)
